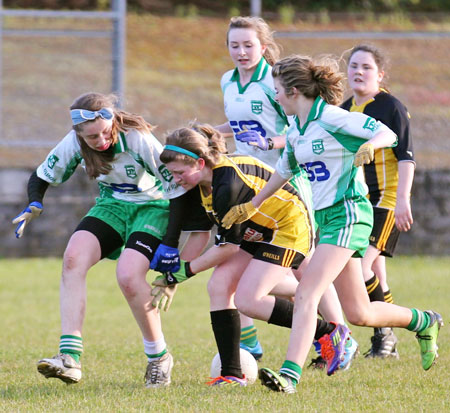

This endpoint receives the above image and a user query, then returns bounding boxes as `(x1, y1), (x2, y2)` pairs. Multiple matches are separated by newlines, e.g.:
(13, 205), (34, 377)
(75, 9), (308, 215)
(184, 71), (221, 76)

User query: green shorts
(85, 197), (169, 257)
(315, 196), (373, 258)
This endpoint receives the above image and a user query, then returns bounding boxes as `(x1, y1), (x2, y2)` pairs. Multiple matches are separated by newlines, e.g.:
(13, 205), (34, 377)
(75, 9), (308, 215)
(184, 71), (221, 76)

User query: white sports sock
(143, 336), (166, 359)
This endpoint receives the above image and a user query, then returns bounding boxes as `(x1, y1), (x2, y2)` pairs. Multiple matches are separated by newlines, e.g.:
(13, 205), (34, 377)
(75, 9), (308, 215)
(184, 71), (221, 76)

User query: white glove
(150, 280), (178, 312)
(12, 201), (43, 238)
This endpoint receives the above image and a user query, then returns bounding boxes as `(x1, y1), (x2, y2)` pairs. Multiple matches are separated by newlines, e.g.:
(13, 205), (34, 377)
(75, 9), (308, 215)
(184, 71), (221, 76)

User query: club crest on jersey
(47, 154), (59, 169)
(158, 165), (173, 182)
(312, 139), (324, 154)
(363, 117), (379, 132)
(125, 165), (137, 178)
(251, 100), (263, 115)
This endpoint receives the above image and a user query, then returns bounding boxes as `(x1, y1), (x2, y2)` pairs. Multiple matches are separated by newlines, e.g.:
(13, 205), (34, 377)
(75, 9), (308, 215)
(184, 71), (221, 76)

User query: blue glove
(12, 201), (43, 239)
(150, 244), (181, 272)
(236, 130), (269, 151)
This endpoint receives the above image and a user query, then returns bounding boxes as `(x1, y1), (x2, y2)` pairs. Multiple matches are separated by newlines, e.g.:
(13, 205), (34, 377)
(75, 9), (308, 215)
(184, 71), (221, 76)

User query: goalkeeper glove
(150, 284), (178, 312)
(236, 130), (272, 151)
(221, 201), (258, 229)
(151, 261), (196, 311)
(354, 143), (374, 167)
(12, 201), (43, 239)
(150, 244), (181, 272)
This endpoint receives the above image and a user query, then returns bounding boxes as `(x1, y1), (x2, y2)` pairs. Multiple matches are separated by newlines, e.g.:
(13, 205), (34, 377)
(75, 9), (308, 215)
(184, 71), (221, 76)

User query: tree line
(2, 0), (448, 14)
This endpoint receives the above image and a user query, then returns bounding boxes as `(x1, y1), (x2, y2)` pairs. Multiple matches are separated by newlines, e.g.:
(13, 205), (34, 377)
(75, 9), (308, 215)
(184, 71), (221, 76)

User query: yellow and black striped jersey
(341, 91), (415, 209)
(199, 154), (313, 253)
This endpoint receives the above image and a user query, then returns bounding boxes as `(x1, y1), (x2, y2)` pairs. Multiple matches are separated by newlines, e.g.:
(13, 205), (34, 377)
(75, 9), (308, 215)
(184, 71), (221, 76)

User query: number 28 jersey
(276, 97), (396, 211)
(221, 58), (289, 168)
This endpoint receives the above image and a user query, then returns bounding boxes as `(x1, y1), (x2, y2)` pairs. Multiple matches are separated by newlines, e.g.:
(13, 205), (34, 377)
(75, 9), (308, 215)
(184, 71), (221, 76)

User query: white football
(210, 348), (258, 384)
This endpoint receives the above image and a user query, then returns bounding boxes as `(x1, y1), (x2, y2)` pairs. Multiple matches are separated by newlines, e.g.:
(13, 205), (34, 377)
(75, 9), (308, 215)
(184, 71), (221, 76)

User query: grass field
(0, 256), (449, 412)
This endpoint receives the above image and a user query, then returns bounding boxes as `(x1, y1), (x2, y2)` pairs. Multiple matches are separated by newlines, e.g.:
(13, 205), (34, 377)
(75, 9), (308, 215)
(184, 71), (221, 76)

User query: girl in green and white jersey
(222, 54), (443, 393)
(215, 16), (288, 168)
(213, 17), (349, 363)
(12, 92), (184, 388)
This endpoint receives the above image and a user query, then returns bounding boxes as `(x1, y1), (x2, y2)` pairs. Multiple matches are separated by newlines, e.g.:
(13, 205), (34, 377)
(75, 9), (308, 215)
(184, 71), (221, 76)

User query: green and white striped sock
(407, 309), (431, 332)
(279, 360), (302, 386)
(59, 335), (83, 363)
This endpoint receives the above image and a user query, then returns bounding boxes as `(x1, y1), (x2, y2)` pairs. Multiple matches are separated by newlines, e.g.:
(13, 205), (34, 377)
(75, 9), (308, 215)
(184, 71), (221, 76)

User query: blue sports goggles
(70, 108), (114, 126)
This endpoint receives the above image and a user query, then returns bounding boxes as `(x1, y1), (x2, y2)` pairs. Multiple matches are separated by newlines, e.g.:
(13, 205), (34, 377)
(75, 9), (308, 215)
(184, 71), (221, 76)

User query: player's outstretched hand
(354, 143), (374, 167)
(150, 282), (177, 312)
(221, 201), (258, 229)
(12, 201), (43, 239)
(150, 261), (195, 311)
(236, 130), (269, 151)
(150, 244), (181, 272)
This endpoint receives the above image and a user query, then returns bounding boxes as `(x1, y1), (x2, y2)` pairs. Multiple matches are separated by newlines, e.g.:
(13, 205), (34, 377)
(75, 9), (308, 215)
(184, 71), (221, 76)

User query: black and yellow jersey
(341, 91), (415, 209)
(199, 154), (313, 254)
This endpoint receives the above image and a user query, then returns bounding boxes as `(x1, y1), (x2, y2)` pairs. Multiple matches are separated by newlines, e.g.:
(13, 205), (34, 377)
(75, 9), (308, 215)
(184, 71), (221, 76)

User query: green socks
(240, 325), (258, 348)
(407, 309), (431, 332)
(280, 360), (302, 385)
(59, 335), (83, 363)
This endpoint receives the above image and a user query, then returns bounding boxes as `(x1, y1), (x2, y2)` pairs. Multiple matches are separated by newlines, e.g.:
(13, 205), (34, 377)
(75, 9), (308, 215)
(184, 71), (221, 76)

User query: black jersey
(198, 154), (312, 254)
(341, 91), (415, 209)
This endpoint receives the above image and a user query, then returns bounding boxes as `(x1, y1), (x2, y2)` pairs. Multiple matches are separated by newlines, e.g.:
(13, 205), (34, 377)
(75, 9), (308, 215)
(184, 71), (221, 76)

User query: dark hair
(70, 92), (153, 178)
(161, 123), (227, 168)
(227, 16), (280, 66)
(272, 54), (344, 105)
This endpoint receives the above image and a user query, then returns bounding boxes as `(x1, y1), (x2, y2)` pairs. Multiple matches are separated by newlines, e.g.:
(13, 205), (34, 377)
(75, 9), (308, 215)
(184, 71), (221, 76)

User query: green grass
(1, 256), (449, 412)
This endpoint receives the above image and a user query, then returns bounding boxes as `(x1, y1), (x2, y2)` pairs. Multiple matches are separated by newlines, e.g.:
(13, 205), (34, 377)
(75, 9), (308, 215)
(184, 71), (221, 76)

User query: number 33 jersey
(276, 97), (396, 211)
(221, 58), (289, 168)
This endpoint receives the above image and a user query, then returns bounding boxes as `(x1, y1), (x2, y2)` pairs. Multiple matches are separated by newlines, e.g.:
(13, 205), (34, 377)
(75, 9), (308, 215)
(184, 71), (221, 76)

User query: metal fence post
(0, 0), (3, 135)
(112, 0), (126, 107)
(250, 0), (262, 17)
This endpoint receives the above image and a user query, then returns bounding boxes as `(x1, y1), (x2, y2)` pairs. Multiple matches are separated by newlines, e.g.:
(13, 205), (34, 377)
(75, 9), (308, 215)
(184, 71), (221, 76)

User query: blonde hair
(160, 123), (227, 168)
(272, 54), (345, 105)
(227, 16), (280, 66)
(70, 92), (153, 178)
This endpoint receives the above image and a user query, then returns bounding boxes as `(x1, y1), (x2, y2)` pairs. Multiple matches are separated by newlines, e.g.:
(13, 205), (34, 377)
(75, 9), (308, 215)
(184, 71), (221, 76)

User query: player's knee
(345, 309), (371, 326)
(116, 270), (138, 296)
(234, 292), (254, 316)
(207, 277), (234, 301)
(63, 246), (90, 274)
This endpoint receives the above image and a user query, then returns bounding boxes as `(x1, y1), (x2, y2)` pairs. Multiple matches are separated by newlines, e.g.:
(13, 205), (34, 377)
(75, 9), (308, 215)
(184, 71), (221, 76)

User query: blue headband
(164, 144), (199, 159)
(70, 108), (114, 126)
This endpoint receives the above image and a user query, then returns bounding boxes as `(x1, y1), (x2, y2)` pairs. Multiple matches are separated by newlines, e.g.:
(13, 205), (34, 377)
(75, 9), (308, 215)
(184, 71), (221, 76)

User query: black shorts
(369, 207), (400, 257)
(75, 217), (161, 261)
(240, 240), (305, 269)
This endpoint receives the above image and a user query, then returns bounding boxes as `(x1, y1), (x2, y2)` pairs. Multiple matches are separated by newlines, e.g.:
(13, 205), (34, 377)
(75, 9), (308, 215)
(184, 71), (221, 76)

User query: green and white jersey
(276, 97), (396, 211)
(221, 58), (289, 168)
(36, 129), (185, 204)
